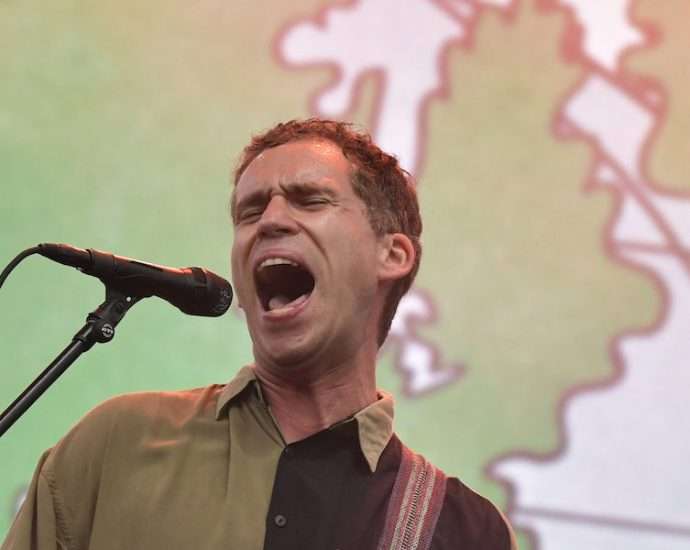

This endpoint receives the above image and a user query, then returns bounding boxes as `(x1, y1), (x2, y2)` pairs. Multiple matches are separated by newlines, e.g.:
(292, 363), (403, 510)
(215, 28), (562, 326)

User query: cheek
(230, 245), (240, 282)
(339, 238), (380, 289)
(230, 238), (251, 301)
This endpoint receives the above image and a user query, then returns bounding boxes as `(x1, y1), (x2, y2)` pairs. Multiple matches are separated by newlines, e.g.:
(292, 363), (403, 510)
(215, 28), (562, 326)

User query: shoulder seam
(41, 463), (75, 550)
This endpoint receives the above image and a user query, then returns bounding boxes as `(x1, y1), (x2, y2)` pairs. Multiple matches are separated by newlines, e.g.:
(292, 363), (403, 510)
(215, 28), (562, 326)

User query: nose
(257, 195), (298, 238)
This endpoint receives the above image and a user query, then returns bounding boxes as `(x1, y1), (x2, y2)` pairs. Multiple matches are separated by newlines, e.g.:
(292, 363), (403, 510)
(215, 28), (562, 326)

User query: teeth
(259, 257), (298, 270)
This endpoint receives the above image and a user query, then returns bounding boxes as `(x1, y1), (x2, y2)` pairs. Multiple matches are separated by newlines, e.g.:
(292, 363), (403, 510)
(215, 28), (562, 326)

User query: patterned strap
(377, 445), (447, 550)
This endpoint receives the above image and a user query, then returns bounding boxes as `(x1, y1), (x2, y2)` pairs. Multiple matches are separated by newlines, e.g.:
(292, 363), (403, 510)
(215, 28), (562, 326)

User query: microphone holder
(0, 285), (141, 438)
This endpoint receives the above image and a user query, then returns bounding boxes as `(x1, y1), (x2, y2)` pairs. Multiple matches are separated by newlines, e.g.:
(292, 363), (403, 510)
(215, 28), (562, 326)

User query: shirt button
(274, 514), (287, 528)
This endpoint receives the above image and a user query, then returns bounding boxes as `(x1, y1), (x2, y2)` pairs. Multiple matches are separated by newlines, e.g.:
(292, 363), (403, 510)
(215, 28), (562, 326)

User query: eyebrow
(234, 181), (338, 214)
(285, 181), (338, 199)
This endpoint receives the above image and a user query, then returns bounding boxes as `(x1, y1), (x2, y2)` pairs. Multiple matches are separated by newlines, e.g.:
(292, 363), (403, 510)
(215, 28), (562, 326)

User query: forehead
(236, 139), (353, 193)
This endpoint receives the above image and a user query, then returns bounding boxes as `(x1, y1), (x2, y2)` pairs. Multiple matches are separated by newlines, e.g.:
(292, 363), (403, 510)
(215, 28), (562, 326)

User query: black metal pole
(0, 339), (90, 437)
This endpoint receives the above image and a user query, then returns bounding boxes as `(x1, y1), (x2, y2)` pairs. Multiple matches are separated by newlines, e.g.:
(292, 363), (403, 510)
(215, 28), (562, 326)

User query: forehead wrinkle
(280, 179), (339, 197)
(234, 179), (321, 212)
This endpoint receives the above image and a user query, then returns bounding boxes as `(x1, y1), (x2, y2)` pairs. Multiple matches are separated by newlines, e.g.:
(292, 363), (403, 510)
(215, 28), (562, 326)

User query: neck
(254, 357), (378, 444)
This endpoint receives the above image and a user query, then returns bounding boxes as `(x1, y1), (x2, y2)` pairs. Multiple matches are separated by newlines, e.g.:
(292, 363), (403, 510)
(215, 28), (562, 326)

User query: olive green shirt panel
(3, 382), (284, 550)
(3, 366), (394, 550)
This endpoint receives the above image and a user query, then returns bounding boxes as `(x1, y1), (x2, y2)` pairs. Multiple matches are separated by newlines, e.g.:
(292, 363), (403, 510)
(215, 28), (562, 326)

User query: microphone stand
(0, 285), (141, 438)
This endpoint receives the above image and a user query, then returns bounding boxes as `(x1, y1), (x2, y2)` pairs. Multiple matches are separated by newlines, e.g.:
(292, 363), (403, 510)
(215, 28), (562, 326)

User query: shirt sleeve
(1, 395), (123, 550)
(492, 503), (518, 550)
(492, 501), (519, 550)
(432, 476), (518, 549)
(1, 449), (69, 550)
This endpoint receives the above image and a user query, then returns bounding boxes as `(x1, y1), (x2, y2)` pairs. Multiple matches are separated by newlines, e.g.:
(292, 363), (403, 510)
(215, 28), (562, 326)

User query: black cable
(0, 246), (40, 290)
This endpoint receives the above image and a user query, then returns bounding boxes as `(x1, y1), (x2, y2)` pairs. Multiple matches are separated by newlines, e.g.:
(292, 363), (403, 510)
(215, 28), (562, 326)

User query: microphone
(37, 243), (233, 317)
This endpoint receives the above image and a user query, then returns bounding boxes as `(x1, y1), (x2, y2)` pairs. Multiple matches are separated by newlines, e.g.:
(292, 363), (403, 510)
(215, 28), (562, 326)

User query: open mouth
(254, 258), (316, 313)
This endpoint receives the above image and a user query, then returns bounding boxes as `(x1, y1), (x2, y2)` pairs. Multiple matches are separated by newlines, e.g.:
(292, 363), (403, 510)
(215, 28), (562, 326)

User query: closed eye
(237, 206), (265, 223)
(297, 196), (330, 208)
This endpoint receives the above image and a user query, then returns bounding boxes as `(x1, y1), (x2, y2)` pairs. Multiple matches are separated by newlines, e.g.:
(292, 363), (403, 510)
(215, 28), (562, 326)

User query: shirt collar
(215, 365), (258, 416)
(215, 365), (394, 473)
(352, 389), (394, 472)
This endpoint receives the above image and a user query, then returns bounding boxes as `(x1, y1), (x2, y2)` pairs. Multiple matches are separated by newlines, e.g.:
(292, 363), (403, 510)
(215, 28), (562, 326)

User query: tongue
(268, 295), (292, 311)
(268, 293), (311, 312)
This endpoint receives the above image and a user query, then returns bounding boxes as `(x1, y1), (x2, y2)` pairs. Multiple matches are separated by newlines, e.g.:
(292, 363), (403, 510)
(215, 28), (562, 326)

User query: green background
(2, 1), (687, 548)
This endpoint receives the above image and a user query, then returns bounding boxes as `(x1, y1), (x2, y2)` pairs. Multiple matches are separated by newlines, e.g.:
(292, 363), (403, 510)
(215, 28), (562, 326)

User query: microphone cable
(0, 246), (40, 290)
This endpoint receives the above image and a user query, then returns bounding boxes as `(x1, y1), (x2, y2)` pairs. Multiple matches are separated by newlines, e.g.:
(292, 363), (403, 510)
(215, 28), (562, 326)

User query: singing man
(3, 119), (516, 550)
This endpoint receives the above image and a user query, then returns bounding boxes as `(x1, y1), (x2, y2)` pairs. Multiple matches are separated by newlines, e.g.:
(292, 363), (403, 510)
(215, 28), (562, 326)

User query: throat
(257, 373), (380, 444)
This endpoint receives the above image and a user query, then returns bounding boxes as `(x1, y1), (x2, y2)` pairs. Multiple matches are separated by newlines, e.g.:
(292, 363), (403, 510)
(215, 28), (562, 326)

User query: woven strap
(377, 445), (447, 550)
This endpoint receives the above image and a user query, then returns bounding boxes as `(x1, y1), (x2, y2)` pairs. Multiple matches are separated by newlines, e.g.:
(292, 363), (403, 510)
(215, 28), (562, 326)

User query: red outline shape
(272, 0), (516, 177)
(272, 3), (690, 546)
(382, 287), (465, 398)
(488, 4), (690, 549)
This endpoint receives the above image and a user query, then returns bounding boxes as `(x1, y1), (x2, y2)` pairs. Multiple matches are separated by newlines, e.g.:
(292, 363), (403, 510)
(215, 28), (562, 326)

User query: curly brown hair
(232, 118), (422, 346)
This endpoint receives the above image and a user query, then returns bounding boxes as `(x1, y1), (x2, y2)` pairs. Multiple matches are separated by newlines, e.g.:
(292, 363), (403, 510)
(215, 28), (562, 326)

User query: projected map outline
(275, 0), (690, 548)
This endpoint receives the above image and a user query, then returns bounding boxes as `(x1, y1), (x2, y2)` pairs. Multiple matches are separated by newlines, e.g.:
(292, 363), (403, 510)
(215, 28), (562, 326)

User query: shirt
(2, 366), (516, 550)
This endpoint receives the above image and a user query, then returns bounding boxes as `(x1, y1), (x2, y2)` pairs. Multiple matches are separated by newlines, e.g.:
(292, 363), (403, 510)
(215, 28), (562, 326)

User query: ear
(377, 233), (416, 283)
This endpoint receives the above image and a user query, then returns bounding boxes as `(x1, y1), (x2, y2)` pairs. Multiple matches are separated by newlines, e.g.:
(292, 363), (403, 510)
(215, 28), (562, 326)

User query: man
(2, 119), (516, 549)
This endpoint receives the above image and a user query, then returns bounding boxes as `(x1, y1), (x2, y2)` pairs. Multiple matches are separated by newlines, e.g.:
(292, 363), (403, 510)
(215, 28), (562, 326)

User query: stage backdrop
(2, 1), (689, 548)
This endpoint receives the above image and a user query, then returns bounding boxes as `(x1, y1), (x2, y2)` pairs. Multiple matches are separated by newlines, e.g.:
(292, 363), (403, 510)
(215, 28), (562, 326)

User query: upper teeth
(259, 257), (298, 270)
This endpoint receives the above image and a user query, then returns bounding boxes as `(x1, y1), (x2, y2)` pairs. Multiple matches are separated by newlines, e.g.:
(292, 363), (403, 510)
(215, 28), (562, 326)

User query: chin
(254, 338), (320, 372)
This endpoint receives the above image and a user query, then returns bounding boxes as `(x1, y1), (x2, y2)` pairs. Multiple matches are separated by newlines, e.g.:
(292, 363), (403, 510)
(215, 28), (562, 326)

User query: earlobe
(378, 233), (415, 283)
